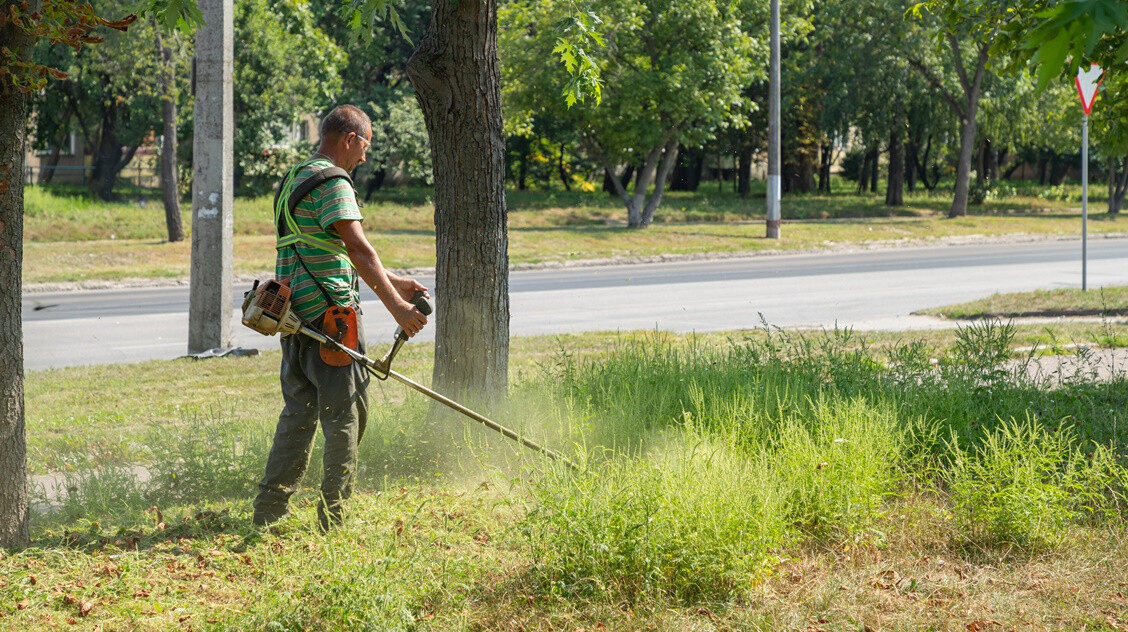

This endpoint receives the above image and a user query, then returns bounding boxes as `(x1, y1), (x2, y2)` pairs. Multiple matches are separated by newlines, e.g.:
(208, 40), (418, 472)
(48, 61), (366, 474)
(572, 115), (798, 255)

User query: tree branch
(946, 32), (971, 95)
(907, 56), (964, 118)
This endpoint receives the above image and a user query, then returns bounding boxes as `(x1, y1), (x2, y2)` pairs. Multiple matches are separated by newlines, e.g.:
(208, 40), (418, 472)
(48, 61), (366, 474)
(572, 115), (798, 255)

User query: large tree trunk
(0, 3), (33, 550)
(157, 29), (184, 242)
(885, 108), (904, 207)
(408, 0), (509, 405)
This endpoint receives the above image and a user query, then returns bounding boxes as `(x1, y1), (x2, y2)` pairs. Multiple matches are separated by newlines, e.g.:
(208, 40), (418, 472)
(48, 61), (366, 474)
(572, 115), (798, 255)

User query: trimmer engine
(241, 279), (303, 336)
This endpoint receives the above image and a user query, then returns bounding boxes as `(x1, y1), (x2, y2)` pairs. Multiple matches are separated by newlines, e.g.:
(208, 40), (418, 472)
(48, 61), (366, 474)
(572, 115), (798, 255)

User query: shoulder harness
(273, 161), (355, 256)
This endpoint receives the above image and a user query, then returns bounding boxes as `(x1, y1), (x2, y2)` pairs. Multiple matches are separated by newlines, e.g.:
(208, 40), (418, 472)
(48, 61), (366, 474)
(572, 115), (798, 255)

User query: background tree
(230, 0), (344, 193)
(155, 23), (187, 241)
(908, 0), (1037, 217)
(502, 0), (761, 227)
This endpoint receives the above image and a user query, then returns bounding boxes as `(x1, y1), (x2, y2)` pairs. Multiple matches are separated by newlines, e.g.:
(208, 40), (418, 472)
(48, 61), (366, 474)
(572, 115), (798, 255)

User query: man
(253, 105), (429, 530)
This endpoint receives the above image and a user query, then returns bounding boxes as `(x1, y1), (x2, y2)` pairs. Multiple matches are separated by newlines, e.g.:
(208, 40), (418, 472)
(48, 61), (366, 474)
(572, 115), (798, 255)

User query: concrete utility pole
(188, 0), (234, 353)
(766, 0), (781, 239)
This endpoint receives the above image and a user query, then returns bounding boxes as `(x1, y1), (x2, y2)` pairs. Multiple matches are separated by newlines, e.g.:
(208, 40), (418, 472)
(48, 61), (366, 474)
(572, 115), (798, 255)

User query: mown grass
(923, 284), (1128, 319)
(21, 183), (1128, 285)
(7, 323), (1128, 629)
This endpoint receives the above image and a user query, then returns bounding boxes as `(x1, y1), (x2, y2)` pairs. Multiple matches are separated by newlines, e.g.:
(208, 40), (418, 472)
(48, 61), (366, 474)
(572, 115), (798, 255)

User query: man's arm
(334, 219), (428, 337)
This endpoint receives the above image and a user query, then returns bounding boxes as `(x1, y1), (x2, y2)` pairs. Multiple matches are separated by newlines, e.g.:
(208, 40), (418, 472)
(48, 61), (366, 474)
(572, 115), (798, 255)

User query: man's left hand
(393, 277), (429, 302)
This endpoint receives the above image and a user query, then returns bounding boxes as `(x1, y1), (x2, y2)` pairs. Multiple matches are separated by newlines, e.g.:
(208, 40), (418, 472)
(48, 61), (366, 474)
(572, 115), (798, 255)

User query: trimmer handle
(394, 290), (434, 341)
(411, 290), (434, 316)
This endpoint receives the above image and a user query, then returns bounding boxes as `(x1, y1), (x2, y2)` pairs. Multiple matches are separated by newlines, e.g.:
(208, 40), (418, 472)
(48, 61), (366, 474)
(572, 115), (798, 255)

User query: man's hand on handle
(391, 278), (428, 337)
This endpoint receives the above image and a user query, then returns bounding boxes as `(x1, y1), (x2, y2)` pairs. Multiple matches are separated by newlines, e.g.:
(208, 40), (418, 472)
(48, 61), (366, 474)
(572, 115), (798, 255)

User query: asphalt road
(22, 238), (1128, 371)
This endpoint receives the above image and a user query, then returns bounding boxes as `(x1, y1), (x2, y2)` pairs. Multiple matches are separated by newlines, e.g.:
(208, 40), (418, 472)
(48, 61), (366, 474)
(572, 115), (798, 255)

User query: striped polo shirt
(275, 158), (363, 322)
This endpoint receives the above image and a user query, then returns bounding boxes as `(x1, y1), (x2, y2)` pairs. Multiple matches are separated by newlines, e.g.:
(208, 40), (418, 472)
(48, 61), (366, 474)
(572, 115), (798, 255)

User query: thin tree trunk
(869, 145), (879, 193)
(885, 108), (904, 206)
(407, 0), (509, 405)
(1111, 158), (1127, 215)
(738, 146), (752, 198)
(157, 28), (184, 242)
(37, 114), (71, 185)
(948, 41), (989, 218)
(0, 2), (33, 550)
(639, 138), (679, 227)
(857, 146), (870, 195)
(1108, 157), (1114, 206)
(905, 138), (917, 193)
(818, 142), (832, 193)
(627, 144), (665, 227)
(557, 143), (570, 191)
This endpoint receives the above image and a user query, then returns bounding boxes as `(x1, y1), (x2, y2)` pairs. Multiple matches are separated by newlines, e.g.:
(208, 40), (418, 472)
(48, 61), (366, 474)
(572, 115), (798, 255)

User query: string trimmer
(240, 279), (575, 469)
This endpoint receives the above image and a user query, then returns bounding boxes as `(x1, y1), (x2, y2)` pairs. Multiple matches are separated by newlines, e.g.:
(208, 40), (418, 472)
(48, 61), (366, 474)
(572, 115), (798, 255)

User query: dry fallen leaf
(79, 601), (93, 616)
(17, 598), (29, 610)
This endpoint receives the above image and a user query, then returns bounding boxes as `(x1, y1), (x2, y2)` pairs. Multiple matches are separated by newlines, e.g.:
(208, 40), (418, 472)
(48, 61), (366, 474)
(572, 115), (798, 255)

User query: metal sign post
(1075, 63), (1103, 292)
(1082, 114), (1088, 291)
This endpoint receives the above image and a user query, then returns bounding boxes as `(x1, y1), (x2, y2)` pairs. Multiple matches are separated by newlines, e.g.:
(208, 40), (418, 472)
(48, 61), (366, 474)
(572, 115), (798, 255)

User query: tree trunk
(89, 100), (123, 200)
(738, 146), (752, 198)
(0, 3), (33, 550)
(868, 145), (879, 193)
(1110, 158), (1127, 215)
(557, 143), (570, 191)
(817, 142), (832, 193)
(363, 167), (386, 202)
(988, 142), (999, 182)
(670, 146), (704, 192)
(407, 0), (509, 405)
(856, 146), (870, 195)
(157, 29), (184, 242)
(976, 137), (986, 187)
(885, 108), (904, 207)
(37, 115), (71, 186)
(639, 138), (679, 227)
(905, 138), (916, 193)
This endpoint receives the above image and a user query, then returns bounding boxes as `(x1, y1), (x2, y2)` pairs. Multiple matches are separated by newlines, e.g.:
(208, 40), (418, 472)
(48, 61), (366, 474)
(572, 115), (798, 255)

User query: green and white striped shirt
(275, 158), (362, 322)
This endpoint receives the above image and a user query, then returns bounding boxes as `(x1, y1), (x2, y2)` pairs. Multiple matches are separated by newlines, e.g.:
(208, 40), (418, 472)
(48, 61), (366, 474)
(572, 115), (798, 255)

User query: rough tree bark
(407, 0), (510, 404)
(156, 28), (183, 242)
(0, 1), (34, 550)
(885, 108), (904, 207)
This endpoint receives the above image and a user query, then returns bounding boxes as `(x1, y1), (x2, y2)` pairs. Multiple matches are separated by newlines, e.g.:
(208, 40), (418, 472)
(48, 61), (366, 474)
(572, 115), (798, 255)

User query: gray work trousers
(253, 316), (369, 530)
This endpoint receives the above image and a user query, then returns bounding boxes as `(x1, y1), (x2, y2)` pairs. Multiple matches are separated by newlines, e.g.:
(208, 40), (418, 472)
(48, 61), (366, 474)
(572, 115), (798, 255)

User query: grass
(21, 183), (1128, 285)
(7, 323), (1128, 629)
(923, 285), (1128, 319)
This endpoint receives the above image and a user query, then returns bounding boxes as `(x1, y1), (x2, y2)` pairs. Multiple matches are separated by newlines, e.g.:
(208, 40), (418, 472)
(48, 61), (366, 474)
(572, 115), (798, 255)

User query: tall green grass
(520, 323), (1128, 601)
(26, 322), (1128, 612)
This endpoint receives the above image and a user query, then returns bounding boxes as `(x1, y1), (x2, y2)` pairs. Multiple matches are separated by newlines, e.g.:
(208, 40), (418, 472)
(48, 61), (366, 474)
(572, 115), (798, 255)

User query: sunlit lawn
(22, 183), (1126, 284)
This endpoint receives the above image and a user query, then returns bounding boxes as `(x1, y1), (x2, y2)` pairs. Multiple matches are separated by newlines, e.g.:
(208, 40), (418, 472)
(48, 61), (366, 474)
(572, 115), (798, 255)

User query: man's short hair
(320, 105), (371, 139)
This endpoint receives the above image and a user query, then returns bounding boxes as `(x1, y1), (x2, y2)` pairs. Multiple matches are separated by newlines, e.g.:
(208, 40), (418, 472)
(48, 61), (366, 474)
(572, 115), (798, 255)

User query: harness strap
(273, 161), (360, 309)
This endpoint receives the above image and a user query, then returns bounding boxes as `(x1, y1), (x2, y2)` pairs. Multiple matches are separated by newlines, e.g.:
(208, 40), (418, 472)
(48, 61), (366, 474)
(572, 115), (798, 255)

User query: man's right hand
(392, 300), (428, 337)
